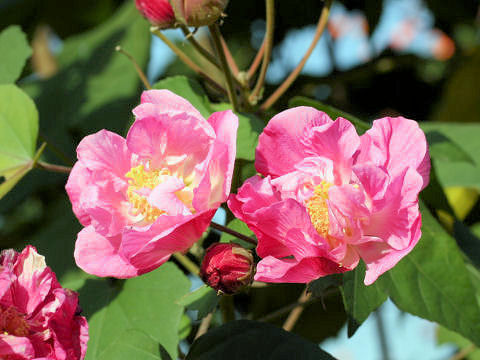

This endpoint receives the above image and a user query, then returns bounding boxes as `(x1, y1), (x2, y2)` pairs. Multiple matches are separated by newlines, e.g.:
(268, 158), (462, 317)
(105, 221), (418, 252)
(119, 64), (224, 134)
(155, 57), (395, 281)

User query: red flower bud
(135, 0), (228, 29)
(200, 243), (255, 294)
(135, 0), (176, 29)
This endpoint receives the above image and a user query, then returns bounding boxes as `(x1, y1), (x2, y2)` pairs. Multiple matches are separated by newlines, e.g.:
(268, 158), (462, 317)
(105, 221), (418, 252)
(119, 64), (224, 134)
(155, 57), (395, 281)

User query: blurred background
(1, 0), (479, 358)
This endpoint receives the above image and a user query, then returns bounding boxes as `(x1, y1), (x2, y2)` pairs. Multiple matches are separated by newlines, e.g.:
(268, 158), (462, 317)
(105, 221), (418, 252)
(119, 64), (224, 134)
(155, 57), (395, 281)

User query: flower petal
(194, 110), (238, 210)
(126, 113), (214, 176)
(133, 89), (204, 119)
(0, 335), (35, 359)
(74, 226), (140, 278)
(356, 116), (430, 189)
(256, 107), (332, 177)
(302, 117), (360, 183)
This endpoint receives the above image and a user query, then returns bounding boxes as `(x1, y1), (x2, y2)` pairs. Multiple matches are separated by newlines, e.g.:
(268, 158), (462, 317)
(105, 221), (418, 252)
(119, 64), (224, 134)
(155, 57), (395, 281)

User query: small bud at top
(135, 0), (229, 29)
(200, 243), (255, 295)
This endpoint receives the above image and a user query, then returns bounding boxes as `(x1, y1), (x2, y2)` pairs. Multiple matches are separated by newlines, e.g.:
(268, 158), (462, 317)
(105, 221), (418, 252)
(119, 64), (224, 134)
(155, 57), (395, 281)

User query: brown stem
(247, 39), (266, 80)
(210, 221), (257, 245)
(220, 35), (240, 76)
(195, 312), (214, 339)
(180, 25), (221, 69)
(208, 24), (240, 111)
(258, 295), (320, 323)
(282, 288), (311, 331)
(115, 46), (151, 90)
(151, 27), (227, 94)
(250, 0), (275, 103)
(260, 0), (332, 110)
(36, 161), (72, 174)
(450, 344), (476, 360)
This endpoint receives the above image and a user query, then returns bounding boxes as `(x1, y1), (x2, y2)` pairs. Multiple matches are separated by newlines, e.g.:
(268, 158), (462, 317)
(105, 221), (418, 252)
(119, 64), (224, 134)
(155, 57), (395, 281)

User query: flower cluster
(0, 246), (88, 359)
(229, 107), (430, 285)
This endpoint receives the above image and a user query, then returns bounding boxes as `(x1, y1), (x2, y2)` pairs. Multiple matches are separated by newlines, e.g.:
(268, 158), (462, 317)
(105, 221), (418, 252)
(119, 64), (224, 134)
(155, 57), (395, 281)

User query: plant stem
(219, 295), (235, 323)
(36, 161), (72, 174)
(450, 344), (476, 360)
(208, 24), (239, 111)
(151, 27), (227, 94)
(247, 38), (266, 80)
(250, 0), (275, 103)
(260, 0), (332, 110)
(210, 221), (257, 245)
(258, 295), (320, 323)
(282, 288), (311, 331)
(173, 253), (200, 276)
(180, 25), (221, 69)
(375, 309), (390, 360)
(195, 312), (214, 339)
(220, 34), (239, 76)
(115, 46), (151, 90)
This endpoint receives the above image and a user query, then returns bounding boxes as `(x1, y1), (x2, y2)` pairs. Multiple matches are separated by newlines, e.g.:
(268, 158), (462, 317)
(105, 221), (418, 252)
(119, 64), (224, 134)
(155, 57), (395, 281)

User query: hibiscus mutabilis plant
(3, 0), (479, 358)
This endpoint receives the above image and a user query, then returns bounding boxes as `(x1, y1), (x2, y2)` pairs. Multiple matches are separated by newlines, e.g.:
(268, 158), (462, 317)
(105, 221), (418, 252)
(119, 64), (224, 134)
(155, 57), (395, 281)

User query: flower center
(306, 181), (333, 238)
(125, 164), (169, 223)
(0, 306), (29, 337)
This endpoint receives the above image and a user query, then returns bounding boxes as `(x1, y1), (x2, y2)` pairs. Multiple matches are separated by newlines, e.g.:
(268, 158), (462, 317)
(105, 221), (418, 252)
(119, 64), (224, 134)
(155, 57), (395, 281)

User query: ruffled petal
(256, 107), (332, 177)
(193, 110), (238, 210)
(356, 116), (430, 189)
(302, 117), (360, 183)
(122, 210), (216, 271)
(0, 335), (35, 359)
(76, 129), (132, 182)
(358, 214), (422, 285)
(133, 89), (203, 119)
(74, 226), (140, 278)
(126, 114), (214, 177)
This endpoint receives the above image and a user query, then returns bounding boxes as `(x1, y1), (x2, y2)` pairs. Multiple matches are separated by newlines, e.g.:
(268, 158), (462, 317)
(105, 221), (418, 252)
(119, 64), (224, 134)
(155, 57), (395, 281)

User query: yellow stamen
(125, 164), (169, 222)
(306, 181), (332, 238)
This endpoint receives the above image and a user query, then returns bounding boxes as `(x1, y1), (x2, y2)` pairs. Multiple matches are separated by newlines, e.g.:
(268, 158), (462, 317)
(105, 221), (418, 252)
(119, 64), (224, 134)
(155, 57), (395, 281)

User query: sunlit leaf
(219, 218), (256, 249)
(82, 263), (190, 360)
(0, 84), (40, 199)
(0, 25), (32, 84)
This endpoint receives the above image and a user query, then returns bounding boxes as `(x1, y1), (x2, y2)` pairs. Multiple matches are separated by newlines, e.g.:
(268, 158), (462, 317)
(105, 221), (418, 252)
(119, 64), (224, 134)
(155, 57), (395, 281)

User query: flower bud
(170, 0), (229, 27)
(200, 243), (255, 294)
(135, 0), (228, 29)
(135, 0), (176, 29)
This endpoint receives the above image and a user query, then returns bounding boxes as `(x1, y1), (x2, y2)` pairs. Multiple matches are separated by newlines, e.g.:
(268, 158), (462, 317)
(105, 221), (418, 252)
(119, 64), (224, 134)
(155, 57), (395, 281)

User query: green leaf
(425, 130), (475, 164)
(0, 26), (32, 84)
(378, 202), (480, 346)
(0, 84), (39, 199)
(288, 96), (371, 134)
(82, 263), (190, 360)
(307, 274), (343, 298)
(153, 76), (212, 119)
(186, 320), (337, 360)
(178, 314), (192, 340)
(219, 218), (256, 249)
(341, 262), (387, 337)
(210, 103), (263, 161)
(421, 123), (480, 190)
(177, 285), (219, 320)
(98, 330), (167, 360)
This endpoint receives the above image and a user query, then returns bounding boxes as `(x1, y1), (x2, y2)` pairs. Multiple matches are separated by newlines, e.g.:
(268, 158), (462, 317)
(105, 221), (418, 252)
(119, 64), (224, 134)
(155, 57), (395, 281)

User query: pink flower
(200, 243), (254, 294)
(135, 0), (229, 28)
(66, 90), (238, 278)
(228, 107), (430, 285)
(0, 246), (88, 359)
